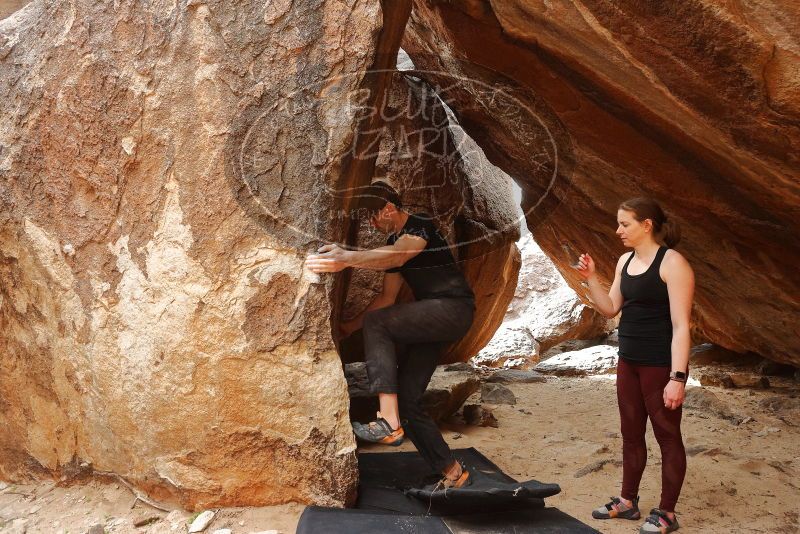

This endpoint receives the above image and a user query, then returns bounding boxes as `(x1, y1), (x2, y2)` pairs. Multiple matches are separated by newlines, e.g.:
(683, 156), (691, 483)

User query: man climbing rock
(306, 181), (475, 490)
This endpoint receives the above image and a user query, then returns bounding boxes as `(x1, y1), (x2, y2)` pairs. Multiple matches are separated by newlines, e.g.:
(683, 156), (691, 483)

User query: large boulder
(534, 345), (619, 377)
(403, 0), (800, 366)
(0, 0), (398, 509)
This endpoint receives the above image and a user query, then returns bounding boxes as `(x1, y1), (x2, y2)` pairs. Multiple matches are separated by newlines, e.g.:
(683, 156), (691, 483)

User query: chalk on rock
(188, 510), (216, 533)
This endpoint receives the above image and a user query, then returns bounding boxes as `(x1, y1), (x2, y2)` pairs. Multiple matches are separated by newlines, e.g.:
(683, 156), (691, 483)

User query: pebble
(211, 529), (232, 534)
(133, 516), (160, 527)
(188, 510), (216, 533)
(480, 383), (517, 405)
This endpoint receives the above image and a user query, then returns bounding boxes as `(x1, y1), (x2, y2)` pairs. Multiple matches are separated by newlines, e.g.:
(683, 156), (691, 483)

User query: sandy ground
(2, 375), (798, 534)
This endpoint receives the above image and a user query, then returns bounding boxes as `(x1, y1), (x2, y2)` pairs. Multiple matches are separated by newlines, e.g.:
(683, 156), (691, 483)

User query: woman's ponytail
(661, 215), (681, 248)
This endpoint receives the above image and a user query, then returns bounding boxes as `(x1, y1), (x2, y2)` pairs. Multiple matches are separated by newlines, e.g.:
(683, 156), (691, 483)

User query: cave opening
(333, 46), (554, 424)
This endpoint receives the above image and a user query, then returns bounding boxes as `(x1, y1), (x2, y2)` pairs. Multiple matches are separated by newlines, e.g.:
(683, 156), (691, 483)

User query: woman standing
(576, 198), (694, 534)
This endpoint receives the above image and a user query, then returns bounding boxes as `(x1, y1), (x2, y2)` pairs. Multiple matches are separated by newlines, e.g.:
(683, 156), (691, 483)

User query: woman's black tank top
(618, 246), (673, 366)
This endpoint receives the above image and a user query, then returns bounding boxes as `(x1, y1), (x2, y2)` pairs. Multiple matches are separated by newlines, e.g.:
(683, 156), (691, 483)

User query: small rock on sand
(481, 383), (517, 404)
(463, 404), (499, 427)
(188, 511), (215, 533)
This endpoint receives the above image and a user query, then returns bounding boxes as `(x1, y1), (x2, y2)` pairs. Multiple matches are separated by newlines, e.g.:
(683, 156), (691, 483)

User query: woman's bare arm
(577, 252), (630, 318)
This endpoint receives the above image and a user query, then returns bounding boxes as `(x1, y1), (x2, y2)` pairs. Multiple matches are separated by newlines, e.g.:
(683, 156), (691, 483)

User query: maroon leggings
(617, 357), (686, 512)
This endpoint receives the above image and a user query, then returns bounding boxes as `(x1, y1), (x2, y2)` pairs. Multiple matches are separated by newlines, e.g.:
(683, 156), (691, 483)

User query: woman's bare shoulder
(661, 249), (694, 280)
(663, 248), (690, 267)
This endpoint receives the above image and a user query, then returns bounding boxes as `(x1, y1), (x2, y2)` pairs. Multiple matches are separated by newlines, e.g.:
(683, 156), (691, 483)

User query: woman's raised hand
(574, 252), (596, 279)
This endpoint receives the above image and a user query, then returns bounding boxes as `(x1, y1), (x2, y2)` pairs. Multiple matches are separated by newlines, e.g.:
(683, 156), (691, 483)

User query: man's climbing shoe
(441, 465), (472, 489)
(405, 464), (561, 503)
(352, 413), (404, 446)
(441, 462), (471, 489)
(639, 508), (679, 533)
(592, 495), (641, 520)
(421, 462), (472, 494)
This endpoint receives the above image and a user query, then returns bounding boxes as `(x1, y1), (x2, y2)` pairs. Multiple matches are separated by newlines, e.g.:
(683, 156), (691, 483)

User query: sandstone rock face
(340, 71), (522, 364)
(475, 234), (613, 367)
(472, 325), (540, 369)
(0, 0), (392, 508)
(403, 1), (800, 366)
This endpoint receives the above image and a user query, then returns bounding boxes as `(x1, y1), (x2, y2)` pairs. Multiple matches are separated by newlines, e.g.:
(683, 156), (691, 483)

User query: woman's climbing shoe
(639, 508), (680, 533)
(592, 495), (641, 520)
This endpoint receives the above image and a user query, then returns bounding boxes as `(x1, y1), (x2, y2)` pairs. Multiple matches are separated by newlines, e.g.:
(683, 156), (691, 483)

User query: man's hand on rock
(307, 243), (350, 273)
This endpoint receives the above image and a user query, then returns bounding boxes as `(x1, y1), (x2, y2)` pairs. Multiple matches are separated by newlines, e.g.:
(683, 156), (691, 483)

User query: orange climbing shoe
(353, 413), (405, 446)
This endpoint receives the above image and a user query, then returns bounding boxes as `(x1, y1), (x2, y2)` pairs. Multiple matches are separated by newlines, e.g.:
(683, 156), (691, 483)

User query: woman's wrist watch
(669, 370), (687, 383)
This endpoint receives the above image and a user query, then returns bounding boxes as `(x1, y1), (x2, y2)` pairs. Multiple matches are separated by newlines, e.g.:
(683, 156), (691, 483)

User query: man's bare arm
(307, 234), (426, 273)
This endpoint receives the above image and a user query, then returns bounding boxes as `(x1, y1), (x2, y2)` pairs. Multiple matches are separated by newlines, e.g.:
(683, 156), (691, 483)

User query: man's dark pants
(362, 297), (475, 472)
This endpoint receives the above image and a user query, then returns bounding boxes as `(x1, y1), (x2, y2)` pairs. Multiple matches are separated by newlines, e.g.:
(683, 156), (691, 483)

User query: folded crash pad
(296, 448), (600, 533)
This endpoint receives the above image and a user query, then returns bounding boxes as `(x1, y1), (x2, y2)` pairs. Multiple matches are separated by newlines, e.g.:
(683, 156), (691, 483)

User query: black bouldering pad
(296, 448), (600, 533)
(441, 508), (602, 533)
(297, 506), (600, 534)
(358, 448), (557, 516)
(406, 475), (561, 503)
(297, 507), (451, 534)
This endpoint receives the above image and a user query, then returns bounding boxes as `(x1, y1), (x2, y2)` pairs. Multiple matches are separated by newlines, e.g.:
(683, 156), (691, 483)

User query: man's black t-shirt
(386, 213), (475, 301)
